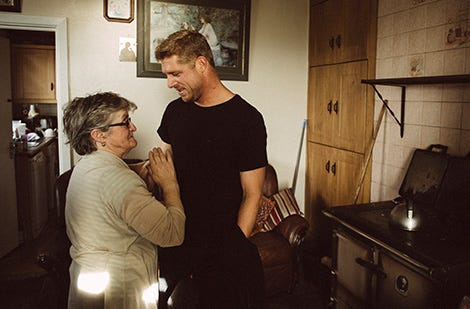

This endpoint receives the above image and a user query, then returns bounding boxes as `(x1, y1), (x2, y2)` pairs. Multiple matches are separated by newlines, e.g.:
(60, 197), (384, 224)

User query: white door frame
(0, 13), (71, 173)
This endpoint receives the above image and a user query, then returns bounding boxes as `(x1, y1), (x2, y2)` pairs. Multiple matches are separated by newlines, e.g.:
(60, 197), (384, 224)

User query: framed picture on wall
(0, 0), (21, 12)
(137, 0), (251, 81)
(104, 0), (135, 23)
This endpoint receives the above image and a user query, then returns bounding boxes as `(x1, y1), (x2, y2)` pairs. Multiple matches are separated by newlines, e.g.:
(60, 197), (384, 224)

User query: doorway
(0, 14), (70, 256)
(0, 14), (71, 172)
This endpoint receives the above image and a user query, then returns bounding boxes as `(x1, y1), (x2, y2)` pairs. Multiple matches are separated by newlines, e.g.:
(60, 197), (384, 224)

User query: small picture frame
(104, 0), (134, 23)
(0, 0), (21, 12)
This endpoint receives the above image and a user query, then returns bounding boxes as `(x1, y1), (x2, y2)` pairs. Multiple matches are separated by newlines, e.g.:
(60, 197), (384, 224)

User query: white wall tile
(409, 29), (427, 54)
(422, 84), (443, 101)
(377, 36), (394, 59)
(378, 14), (394, 38)
(394, 33), (410, 57)
(425, 25), (448, 52)
(409, 55), (424, 76)
(441, 102), (462, 128)
(422, 101), (442, 125)
(394, 11), (411, 35)
(426, 0), (448, 27)
(407, 85), (424, 101)
(440, 128), (462, 154)
(405, 100), (423, 124)
(442, 84), (465, 102)
(443, 48), (466, 74)
(408, 6), (427, 31)
(424, 51), (445, 75)
(462, 104), (470, 129)
(421, 126), (441, 147)
(459, 130), (470, 155)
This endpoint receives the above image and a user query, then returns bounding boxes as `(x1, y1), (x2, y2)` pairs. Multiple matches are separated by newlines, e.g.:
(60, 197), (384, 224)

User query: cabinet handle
(336, 34), (342, 48)
(51, 83), (54, 91)
(327, 100), (332, 114)
(325, 160), (330, 173)
(333, 101), (338, 114)
(355, 257), (387, 279)
(331, 162), (336, 175)
(328, 37), (335, 50)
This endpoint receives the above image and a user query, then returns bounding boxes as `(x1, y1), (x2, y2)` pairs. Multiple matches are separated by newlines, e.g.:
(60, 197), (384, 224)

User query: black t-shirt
(158, 95), (267, 245)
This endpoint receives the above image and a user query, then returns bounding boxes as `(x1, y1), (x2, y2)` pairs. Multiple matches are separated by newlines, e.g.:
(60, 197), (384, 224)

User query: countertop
(15, 137), (57, 158)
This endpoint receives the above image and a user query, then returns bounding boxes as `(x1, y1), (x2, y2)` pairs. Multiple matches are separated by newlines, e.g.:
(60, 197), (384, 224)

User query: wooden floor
(1, 217), (330, 309)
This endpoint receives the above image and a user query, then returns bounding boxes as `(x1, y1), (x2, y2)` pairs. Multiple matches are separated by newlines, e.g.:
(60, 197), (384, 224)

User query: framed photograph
(137, 0), (251, 81)
(104, 0), (135, 23)
(0, 0), (21, 12)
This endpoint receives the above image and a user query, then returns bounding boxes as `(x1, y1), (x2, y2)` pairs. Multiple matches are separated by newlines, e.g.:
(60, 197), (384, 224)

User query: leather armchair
(249, 164), (310, 297)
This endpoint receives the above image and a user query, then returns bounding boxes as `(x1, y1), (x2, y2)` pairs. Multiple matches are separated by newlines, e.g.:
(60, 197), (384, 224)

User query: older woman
(63, 92), (185, 308)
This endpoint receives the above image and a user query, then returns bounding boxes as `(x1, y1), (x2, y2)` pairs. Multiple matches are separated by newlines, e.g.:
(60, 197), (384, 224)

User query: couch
(249, 164), (310, 297)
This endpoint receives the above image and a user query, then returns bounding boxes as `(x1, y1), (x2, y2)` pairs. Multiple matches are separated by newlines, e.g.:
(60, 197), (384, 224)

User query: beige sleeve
(119, 185), (185, 247)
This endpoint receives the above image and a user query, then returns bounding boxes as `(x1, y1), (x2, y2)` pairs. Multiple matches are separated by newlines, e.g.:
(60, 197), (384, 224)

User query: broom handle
(354, 103), (387, 204)
(292, 119), (307, 194)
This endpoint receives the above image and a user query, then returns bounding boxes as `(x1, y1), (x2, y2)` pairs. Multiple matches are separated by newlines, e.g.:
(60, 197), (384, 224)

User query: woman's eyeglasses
(108, 118), (132, 128)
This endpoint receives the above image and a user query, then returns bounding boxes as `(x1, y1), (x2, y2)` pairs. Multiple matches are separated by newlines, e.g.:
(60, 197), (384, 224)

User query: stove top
(324, 201), (470, 269)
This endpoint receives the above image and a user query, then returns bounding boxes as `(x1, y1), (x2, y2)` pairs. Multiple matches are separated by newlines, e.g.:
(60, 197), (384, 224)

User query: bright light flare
(142, 283), (159, 304)
(77, 271), (110, 294)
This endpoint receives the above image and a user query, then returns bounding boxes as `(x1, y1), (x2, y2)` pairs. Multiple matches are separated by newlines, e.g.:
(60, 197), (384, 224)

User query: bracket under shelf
(362, 74), (470, 138)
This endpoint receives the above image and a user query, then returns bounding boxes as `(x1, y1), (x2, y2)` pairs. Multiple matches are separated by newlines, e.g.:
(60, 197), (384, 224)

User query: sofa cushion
(264, 188), (302, 231)
(251, 196), (276, 236)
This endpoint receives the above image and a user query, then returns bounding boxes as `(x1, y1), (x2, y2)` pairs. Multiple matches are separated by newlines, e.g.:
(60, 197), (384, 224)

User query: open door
(0, 36), (19, 257)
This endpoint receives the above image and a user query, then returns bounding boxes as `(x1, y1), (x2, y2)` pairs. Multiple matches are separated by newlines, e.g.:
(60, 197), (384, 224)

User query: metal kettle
(389, 198), (424, 231)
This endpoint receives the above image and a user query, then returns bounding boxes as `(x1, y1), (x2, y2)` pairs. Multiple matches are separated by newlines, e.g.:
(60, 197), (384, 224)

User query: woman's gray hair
(63, 92), (137, 155)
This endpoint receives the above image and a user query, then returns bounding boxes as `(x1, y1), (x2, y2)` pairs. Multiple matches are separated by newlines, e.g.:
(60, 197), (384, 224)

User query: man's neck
(195, 81), (234, 107)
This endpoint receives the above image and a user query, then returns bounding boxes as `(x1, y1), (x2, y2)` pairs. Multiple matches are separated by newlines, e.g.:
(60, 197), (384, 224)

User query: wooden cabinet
(11, 44), (56, 104)
(309, 0), (371, 66)
(308, 61), (368, 153)
(15, 139), (58, 242)
(306, 0), (377, 247)
(306, 143), (367, 215)
(305, 142), (370, 250)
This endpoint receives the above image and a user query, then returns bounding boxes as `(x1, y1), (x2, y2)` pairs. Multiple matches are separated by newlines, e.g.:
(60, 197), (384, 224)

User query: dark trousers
(158, 227), (265, 309)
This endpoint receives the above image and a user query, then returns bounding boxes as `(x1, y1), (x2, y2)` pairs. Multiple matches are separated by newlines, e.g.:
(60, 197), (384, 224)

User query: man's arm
(237, 166), (266, 237)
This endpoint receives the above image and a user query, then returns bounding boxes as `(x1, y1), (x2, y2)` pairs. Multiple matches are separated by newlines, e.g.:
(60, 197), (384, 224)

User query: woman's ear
(90, 128), (106, 145)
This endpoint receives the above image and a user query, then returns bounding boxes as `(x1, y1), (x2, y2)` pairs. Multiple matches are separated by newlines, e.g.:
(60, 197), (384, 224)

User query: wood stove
(322, 148), (470, 308)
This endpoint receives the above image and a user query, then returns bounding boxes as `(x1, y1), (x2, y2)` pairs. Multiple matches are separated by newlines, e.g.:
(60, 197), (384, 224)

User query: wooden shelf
(362, 74), (470, 86)
(361, 74), (470, 138)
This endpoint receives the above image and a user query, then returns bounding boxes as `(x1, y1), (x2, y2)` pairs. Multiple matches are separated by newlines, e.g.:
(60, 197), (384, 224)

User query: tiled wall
(371, 0), (470, 201)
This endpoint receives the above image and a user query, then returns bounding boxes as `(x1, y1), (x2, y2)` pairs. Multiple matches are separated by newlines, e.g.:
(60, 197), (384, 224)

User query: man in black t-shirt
(155, 30), (267, 309)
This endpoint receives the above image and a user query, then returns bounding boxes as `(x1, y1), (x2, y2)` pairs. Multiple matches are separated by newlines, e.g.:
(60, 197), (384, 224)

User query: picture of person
(119, 40), (136, 62)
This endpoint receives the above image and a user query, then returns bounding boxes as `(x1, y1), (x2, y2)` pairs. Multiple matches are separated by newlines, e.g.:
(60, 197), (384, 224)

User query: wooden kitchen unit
(14, 138), (59, 242)
(306, 0), (377, 251)
(10, 44), (56, 104)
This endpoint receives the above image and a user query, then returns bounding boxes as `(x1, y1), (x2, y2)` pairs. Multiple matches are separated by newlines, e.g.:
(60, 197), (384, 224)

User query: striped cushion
(250, 196), (276, 236)
(262, 188), (302, 231)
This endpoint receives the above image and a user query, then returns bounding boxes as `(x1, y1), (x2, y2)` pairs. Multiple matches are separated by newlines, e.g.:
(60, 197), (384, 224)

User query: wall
(372, 0), (470, 201)
(4, 0), (309, 209)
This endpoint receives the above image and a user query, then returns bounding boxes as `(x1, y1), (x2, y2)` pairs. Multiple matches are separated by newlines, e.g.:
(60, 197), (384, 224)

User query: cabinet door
(308, 65), (336, 145)
(335, 61), (368, 153)
(306, 143), (366, 213)
(308, 61), (368, 153)
(11, 44), (56, 104)
(337, 0), (370, 63)
(309, 0), (339, 66)
(309, 0), (370, 66)
(330, 147), (365, 206)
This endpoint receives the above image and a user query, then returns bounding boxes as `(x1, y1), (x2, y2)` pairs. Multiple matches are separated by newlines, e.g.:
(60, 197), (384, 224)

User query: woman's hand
(148, 147), (179, 193)
(129, 160), (155, 191)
